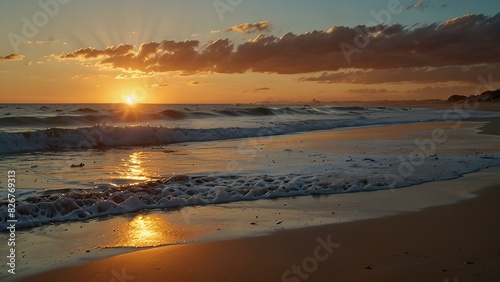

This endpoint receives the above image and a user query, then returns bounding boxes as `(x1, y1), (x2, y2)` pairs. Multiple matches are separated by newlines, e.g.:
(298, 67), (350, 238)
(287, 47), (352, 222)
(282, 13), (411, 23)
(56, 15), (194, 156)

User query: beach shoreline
(13, 172), (500, 282)
(5, 109), (499, 281)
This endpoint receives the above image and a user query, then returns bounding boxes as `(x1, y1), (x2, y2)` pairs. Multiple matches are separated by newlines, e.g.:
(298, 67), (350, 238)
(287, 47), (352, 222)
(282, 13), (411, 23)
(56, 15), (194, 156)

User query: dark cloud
(243, 87), (271, 93)
(227, 21), (270, 34)
(299, 64), (500, 84)
(254, 87), (270, 91)
(0, 53), (24, 61)
(57, 13), (500, 80)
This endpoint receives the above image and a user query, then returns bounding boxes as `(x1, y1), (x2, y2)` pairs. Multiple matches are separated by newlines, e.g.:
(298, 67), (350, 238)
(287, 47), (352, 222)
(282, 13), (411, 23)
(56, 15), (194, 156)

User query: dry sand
(13, 112), (500, 282)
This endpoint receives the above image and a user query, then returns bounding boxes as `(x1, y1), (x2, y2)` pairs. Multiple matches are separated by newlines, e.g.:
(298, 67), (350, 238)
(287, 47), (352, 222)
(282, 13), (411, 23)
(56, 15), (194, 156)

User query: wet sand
(15, 182), (500, 282)
(10, 111), (500, 282)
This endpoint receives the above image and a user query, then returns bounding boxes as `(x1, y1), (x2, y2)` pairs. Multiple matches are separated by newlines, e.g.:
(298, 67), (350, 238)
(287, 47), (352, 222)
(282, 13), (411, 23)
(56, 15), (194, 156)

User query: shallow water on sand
(1, 120), (500, 229)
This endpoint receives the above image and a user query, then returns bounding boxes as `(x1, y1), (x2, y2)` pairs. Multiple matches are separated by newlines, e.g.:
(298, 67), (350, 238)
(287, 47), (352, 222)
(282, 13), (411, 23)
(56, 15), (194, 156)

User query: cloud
(254, 87), (270, 91)
(35, 37), (60, 45)
(0, 54), (24, 61)
(0, 70), (11, 77)
(71, 75), (92, 80)
(56, 13), (500, 80)
(226, 21), (270, 34)
(210, 30), (221, 35)
(243, 87), (271, 93)
(347, 88), (394, 94)
(114, 72), (153, 79)
(151, 83), (169, 88)
(59, 44), (134, 59)
(299, 64), (500, 84)
(407, 2), (425, 10)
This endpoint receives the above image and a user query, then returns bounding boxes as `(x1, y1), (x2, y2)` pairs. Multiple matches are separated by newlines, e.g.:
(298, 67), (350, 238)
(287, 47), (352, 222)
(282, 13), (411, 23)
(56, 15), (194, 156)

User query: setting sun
(125, 95), (136, 105)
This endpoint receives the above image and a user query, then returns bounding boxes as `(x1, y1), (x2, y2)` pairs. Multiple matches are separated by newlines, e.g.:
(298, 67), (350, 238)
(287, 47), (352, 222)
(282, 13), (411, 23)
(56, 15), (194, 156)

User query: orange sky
(0, 1), (499, 103)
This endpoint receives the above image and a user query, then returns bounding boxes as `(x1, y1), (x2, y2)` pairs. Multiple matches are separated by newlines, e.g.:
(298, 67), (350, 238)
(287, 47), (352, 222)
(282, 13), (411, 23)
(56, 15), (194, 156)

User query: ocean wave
(0, 105), (395, 129)
(158, 109), (186, 119)
(72, 107), (99, 113)
(0, 115), (435, 154)
(0, 115), (110, 126)
(329, 106), (368, 111)
(2, 107), (499, 154)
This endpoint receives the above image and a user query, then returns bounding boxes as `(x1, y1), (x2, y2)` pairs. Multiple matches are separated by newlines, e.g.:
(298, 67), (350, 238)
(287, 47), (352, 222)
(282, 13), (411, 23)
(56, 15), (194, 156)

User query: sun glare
(125, 95), (136, 105)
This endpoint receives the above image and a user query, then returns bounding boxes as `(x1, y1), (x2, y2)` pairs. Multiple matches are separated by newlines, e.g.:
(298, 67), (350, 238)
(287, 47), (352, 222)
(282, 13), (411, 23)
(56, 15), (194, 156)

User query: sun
(125, 95), (136, 105)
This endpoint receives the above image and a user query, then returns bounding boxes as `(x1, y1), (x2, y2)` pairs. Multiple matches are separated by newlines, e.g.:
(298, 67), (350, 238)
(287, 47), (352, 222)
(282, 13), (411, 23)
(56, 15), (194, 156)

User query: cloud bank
(57, 13), (500, 83)
(299, 64), (500, 84)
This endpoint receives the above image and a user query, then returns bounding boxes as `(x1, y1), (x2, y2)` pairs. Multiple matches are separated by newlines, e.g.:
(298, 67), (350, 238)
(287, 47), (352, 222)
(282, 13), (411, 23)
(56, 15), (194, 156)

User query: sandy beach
(7, 111), (498, 282)
(16, 183), (500, 282)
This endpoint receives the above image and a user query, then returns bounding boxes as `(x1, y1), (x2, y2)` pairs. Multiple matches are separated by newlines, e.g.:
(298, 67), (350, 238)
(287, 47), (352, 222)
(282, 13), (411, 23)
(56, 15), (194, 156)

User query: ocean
(1, 103), (500, 229)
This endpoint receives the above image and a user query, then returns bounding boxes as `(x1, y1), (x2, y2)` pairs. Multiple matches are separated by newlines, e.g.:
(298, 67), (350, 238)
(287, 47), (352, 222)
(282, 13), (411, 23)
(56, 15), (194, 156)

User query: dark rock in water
(70, 163), (85, 168)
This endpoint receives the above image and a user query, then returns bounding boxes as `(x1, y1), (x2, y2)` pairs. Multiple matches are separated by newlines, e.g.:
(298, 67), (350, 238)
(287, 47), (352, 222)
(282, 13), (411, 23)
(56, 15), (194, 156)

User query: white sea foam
(1, 152), (499, 229)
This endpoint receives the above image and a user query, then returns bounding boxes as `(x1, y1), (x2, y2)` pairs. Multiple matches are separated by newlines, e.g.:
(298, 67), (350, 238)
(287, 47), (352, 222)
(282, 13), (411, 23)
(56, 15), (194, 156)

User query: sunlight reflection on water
(110, 214), (183, 247)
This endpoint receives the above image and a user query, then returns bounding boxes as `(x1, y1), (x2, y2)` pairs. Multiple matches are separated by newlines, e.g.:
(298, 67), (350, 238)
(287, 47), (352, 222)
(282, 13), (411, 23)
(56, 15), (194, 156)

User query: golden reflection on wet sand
(110, 214), (193, 248)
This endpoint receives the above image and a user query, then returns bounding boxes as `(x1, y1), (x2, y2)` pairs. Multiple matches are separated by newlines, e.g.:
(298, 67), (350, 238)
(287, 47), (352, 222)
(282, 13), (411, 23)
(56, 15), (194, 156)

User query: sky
(0, 0), (499, 103)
